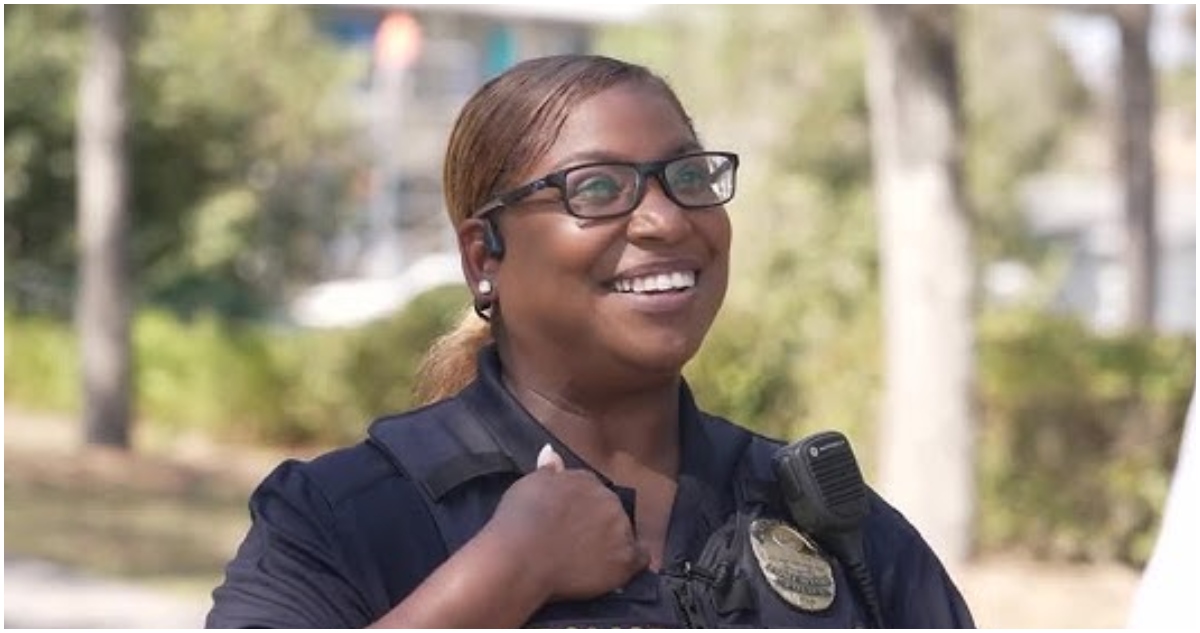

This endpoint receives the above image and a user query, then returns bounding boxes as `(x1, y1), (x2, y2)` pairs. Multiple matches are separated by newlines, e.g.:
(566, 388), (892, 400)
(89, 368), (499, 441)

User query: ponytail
(413, 307), (494, 406)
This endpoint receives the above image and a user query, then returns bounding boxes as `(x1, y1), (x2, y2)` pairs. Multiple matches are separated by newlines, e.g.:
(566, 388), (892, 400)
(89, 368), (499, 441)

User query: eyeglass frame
(470, 151), (740, 220)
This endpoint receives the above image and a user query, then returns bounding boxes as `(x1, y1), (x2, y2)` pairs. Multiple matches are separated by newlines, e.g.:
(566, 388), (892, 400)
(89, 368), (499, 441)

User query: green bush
(4, 285), (469, 446)
(686, 306), (802, 441)
(271, 285), (469, 444)
(135, 309), (290, 442)
(5, 311), (81, 413)
(686, 299), (882, 459)
(977, 309), (1195, 565)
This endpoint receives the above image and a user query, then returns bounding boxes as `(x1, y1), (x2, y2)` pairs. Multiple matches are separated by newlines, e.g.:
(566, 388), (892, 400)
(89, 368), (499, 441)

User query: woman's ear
(457, 218), (499, 288)
(459, 218), (501, 321)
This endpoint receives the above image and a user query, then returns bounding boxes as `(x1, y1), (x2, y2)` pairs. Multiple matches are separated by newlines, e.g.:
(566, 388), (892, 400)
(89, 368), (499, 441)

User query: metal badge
(748, 518), (836, 612)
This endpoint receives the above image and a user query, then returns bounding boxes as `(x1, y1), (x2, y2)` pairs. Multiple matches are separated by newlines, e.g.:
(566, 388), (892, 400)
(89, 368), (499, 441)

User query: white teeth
(612, 271), (697, 294)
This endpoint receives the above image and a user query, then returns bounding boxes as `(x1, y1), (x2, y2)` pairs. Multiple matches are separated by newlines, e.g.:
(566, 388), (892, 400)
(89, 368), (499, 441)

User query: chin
(626, 336), (703, 375)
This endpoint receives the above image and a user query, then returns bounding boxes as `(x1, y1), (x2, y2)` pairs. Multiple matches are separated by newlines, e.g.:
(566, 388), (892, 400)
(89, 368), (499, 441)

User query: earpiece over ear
(483, 217), (506, 259)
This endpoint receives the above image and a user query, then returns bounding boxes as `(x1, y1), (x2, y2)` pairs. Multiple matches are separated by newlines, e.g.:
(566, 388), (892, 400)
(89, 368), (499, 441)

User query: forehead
(531, 84), (698, 175)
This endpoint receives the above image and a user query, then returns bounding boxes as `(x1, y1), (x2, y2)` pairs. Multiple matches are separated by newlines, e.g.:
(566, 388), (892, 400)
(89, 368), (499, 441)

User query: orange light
(375, 12), (421, 69)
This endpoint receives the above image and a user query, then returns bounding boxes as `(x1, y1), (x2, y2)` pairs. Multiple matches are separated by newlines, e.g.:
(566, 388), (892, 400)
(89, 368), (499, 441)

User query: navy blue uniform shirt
(208, 346), (974, 628)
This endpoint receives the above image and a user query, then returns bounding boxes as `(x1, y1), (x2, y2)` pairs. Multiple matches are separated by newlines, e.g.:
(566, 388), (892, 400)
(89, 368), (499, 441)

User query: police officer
(207, 54), (975, 628)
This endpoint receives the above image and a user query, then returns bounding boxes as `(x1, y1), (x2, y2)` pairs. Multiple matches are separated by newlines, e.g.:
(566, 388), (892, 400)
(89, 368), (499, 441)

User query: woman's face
(491, 83), (731, 391)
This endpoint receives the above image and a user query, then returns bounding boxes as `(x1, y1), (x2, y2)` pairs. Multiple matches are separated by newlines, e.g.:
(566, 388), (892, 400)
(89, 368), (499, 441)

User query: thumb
(536, 443), (565, 472)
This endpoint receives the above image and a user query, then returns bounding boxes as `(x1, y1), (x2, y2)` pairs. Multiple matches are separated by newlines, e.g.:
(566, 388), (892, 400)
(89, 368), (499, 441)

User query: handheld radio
(773, 430), (884, 628)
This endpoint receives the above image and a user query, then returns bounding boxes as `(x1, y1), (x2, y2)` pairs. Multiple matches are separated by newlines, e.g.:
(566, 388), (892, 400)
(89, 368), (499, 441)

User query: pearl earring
(477, 279), (493, 295)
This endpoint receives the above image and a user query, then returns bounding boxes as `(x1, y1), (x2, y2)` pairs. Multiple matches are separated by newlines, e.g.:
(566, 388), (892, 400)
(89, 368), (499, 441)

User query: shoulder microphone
(773, 430), (884, 628)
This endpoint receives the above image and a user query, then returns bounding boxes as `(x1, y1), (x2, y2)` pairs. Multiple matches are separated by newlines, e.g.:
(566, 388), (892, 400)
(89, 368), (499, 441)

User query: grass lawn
(3, 407), (311, 599)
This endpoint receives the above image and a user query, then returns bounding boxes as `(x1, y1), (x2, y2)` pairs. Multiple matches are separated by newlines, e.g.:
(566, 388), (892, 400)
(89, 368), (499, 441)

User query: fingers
(536, 443), (565, 472)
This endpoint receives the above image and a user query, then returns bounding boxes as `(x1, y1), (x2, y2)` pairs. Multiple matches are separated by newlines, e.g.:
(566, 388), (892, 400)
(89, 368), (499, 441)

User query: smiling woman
(206, 54), (975, 628)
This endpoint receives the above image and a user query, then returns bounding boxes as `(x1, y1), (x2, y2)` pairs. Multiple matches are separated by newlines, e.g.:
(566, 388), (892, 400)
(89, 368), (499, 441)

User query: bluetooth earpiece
(482, 218), (506, 259)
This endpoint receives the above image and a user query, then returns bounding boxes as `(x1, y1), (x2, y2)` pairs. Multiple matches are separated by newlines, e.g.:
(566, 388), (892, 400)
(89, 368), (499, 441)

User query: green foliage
(134, 310), (288, 441)
(4, 5), (367, 318)
(686, 294), (882, 458)
(6, 286), (469, 446)
(4, 311), (81, 412)
(4, 6), (85, 314)
(960, 6), (1090, 262)
(272, 285), (469, 444)
(347, 286), (473, 413)
(685, 306), (801, 441)
(977, 309), (1195, 565)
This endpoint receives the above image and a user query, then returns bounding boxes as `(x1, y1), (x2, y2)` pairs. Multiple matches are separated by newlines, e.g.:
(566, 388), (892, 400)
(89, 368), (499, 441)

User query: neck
(502, 371), (681, 479)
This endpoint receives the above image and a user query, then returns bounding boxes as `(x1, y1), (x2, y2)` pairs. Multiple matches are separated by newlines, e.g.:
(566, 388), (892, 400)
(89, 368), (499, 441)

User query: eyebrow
(548, 141), (704, 172)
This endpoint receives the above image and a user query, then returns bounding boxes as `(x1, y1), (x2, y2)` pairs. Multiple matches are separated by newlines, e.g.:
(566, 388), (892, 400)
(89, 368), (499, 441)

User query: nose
(625, 177), (692, 244)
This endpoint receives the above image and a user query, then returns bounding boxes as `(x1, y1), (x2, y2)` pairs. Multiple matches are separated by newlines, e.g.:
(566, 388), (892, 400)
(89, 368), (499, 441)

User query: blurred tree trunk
(863, 5), (976, 567)
(1114, 5), (1157, 330)
(78, 5), (133, 449)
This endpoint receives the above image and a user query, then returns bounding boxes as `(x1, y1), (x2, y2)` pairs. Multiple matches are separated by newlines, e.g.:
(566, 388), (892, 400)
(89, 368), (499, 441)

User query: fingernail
(537, 443), (561, 469)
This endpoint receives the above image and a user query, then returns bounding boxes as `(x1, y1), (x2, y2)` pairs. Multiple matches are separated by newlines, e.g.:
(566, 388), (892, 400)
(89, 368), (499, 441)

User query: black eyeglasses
(472, 151), (739, 220)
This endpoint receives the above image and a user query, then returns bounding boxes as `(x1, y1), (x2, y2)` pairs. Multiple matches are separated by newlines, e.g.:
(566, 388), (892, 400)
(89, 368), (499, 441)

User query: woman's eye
(670, 166), (709, 192)
(570, 175), (623, 202)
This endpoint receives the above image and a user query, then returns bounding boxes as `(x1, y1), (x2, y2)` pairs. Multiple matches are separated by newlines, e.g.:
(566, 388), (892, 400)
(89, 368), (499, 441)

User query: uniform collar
(462, 346), (741, 479)
(460, 344), (748, 560)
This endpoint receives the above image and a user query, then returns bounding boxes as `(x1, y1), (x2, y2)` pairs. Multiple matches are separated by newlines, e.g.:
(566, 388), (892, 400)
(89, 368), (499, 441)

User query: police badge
(748, 518), (837, 612)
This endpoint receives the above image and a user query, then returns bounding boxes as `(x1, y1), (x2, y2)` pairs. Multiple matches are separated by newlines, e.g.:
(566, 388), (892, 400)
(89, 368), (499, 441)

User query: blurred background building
(1017, 171), (1195, 334)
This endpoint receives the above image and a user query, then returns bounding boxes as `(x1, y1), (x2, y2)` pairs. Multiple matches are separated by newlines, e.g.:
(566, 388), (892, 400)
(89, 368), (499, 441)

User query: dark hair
(414, 54), (697, 405)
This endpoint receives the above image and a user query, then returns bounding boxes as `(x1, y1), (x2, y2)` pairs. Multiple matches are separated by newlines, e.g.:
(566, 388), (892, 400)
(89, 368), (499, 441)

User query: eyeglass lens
(563, 154), (735, 218)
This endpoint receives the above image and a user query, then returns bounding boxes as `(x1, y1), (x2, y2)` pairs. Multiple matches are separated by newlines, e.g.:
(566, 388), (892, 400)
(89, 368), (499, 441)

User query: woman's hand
(372, 445), (648, 628)
(483, 444), (649, 602)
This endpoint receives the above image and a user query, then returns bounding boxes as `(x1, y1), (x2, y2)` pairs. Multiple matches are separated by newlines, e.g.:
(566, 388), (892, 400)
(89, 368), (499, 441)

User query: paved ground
(955, 556), (1139, 628)
(4, 556), (210, 629)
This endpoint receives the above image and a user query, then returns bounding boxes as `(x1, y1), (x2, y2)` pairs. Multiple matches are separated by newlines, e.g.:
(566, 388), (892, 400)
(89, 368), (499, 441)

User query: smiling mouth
(610, 270), (698, 294)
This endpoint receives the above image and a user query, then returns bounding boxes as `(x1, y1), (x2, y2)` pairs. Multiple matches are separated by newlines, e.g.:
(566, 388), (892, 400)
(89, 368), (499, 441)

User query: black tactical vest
(366, 390), (873, 628)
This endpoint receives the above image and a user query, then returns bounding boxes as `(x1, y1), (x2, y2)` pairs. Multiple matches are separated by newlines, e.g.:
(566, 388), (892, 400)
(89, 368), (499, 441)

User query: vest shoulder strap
(731, 426), (785, 511)
(367, 397), (520, 552)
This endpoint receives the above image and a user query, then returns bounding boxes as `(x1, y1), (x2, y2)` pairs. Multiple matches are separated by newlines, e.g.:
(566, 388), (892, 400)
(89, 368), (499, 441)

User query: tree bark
(78, 4), (133, 449)
(1114, 5), (1157, 330)
(863, 5), (977, 567)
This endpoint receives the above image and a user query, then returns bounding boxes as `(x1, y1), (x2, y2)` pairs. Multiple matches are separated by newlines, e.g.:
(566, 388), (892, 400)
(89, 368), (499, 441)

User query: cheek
(502, 218), (617, 283)
(702, 211), (733, 264)
(700, 213), (732, 306)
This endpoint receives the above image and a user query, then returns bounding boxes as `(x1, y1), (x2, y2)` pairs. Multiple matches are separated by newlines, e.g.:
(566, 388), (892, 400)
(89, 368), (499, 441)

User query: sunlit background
(4, 4), (1196, 628)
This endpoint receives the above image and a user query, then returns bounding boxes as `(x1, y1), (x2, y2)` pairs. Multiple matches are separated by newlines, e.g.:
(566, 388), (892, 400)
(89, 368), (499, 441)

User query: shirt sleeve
(864, 491), (977, 628)
(206, 459), (379, 628)
(886, 538), (975, 628)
